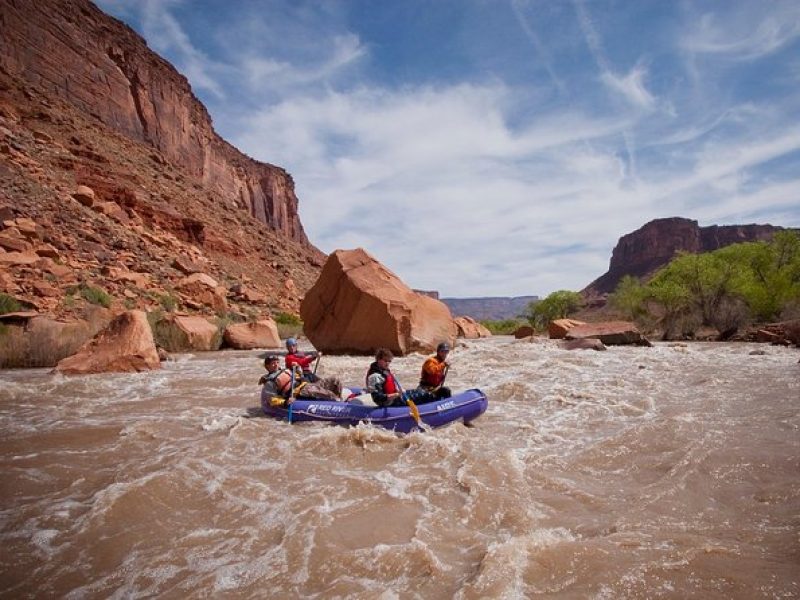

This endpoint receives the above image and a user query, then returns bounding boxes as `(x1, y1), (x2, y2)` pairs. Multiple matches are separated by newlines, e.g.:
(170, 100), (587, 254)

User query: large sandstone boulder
(222, 319), (281, 350)
(55, 310), (160, 374)
(454, 316), (492, 339)
(153, 314), (220, 352)
(300, 248), (456, 355)
(548, 318), (586, 339)
(564, 320), (651, 346)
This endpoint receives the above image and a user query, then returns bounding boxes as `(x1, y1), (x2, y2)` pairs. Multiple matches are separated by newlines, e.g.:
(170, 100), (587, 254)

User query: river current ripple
(0, 337), (797, 598)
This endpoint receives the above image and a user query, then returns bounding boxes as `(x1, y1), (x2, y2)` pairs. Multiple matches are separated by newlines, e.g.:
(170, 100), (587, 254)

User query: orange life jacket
(269, 369), (294, 396)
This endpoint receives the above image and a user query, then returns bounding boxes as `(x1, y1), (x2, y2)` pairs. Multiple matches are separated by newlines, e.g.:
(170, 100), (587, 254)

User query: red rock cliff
(0, 0), (309, 245)
(584, 217), (789, 295)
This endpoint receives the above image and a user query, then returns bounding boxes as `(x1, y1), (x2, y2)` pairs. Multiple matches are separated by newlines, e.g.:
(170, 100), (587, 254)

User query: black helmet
(436, 342), (450, 353)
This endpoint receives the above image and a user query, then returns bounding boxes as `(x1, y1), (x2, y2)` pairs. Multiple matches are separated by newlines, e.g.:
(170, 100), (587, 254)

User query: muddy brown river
(0, 337), (797, 598)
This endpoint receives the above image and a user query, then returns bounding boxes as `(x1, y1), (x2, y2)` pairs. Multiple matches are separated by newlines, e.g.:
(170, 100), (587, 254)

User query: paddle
(287, 366), (300, 424)
(313, 351), (321, 376)
(391, 373), (421, 425)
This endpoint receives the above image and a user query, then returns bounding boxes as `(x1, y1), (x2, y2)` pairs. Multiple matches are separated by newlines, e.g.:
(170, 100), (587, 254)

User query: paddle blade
(407, 398), (421, 424)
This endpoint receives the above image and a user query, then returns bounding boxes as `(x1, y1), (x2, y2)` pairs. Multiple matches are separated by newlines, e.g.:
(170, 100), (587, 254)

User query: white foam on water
(30, 528), (60, 556)
(200, 414), (243, 432)
(457, 527), (578, 599)
(2, 338), (799, 597)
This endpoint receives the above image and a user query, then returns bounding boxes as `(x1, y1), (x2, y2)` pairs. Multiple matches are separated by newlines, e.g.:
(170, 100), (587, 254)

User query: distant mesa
(414, 289), (440, 300)
(441, 296), (538, 321)
(583, 217), (794, 297)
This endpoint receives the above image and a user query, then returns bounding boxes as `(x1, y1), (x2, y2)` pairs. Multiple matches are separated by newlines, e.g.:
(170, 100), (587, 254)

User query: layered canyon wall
(0, 0), (308, 245)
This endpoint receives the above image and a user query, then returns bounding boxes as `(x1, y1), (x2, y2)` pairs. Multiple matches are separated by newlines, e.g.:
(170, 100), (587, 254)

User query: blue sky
(95, 0), (800, 298)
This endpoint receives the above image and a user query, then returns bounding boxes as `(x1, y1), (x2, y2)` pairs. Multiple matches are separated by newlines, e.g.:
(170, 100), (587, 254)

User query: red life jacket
(366, 362), (397, 394)
(384, 372), (398, 394)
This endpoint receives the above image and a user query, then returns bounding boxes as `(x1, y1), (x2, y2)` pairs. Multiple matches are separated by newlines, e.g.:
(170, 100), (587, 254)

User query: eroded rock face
(223, 320), (281, 350)
(584, 217), (791, 295)
(300, 248), (457, 355)
(0, 0), (309, 245)
(564, 321), (651, 346)
(454, 316), (492, 339)
(0, 0), (325, 326)
(548, 319), (586, 339)
(54, 310), (160, 374)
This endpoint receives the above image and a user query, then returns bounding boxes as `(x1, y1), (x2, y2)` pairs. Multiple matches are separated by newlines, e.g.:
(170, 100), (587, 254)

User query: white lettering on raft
(436, 401), (456, 412)
(307, 404), (351, 415)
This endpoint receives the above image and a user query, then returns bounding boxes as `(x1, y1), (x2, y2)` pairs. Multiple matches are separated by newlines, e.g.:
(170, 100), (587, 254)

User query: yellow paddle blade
(407, 398), (421, 424)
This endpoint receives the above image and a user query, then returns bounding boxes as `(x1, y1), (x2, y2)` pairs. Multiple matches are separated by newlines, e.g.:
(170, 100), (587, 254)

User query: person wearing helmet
(284, 337), (321, 383)
(417, 341), (452, 400)
(259, 355), (296, 407)
(259, 354), (339, 410)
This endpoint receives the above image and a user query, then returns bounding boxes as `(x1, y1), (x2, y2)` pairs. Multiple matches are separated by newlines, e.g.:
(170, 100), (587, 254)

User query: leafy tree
(612, 230), (800, 338)
(645, 277), (695, 339)
(718, 231), (800, 320)
(654, 252), (740, 326)
(523, 290), (582, 329)
(608, 275), (648, 320)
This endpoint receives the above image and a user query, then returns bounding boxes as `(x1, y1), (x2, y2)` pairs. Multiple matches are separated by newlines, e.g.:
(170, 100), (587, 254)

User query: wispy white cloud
(601, 62), (655, 110)
(510, 0), (568, 96)
(137, 0), (226, 98)
(238, 33), (366, 94)
(93, 0), (800, 297)
(573, 0), (657, 111)
(682, 2), (800, 60)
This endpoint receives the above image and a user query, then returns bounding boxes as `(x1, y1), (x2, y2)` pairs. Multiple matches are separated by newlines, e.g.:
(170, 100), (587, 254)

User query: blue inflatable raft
(261, 386), (488, 433)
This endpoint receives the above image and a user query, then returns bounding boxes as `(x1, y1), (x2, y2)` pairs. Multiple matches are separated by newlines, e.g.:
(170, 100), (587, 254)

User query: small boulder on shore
(223, 319), (281, 350)
(514, 325), (534, 339)
(454, 316), (492, 339)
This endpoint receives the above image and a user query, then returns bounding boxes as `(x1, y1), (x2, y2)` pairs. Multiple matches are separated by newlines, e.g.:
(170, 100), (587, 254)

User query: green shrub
(79, 284), (112, 308)
(274, 311), (303, 339)
(148, 312), (189, 352)
(480, 318), (525, 335)
(0, 293), (22, 315)
(157, 292), (179, 312)
(274, 312), (302, 326)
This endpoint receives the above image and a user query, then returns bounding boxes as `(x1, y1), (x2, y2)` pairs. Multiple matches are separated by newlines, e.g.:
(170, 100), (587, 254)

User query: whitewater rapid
(0, 337), (797, 598)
